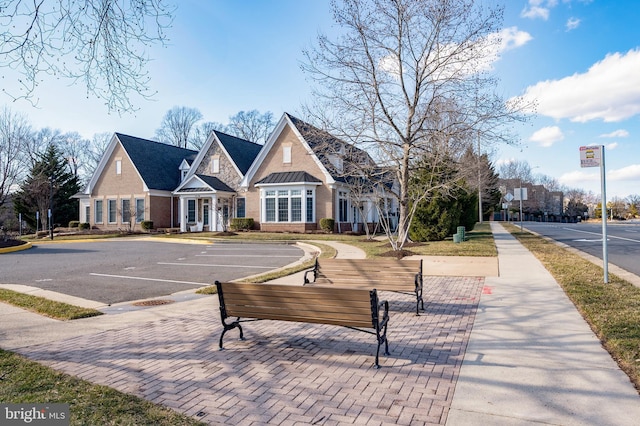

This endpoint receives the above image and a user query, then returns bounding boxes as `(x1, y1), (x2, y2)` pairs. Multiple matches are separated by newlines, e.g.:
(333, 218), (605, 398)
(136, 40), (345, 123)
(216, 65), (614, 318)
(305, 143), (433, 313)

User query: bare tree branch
(302, 0), (530, 249)
(0, 0), (174, 113)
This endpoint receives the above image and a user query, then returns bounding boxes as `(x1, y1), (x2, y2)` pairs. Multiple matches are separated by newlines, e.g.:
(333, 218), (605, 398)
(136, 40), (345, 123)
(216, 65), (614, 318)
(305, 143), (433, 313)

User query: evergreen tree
(408, 155), (479, 242)
(14, 144), (81, 231)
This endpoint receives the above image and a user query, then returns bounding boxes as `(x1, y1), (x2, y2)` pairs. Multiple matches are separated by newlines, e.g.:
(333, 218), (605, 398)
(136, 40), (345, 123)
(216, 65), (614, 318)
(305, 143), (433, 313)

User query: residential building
(77, 113), (396, 233)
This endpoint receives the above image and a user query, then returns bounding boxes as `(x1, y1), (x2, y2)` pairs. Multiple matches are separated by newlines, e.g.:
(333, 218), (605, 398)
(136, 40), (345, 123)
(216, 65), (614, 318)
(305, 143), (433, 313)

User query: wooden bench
(303, 258), (424, 315)
(215, 281), (390, 368)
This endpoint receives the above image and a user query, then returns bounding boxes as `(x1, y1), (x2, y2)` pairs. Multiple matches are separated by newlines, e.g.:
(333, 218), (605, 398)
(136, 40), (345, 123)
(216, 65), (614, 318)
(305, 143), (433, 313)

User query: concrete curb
(0, 241), (32, 254)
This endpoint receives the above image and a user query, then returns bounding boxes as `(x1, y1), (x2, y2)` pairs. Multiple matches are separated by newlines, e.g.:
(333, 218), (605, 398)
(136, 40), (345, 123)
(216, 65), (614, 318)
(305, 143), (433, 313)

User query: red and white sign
(580, 145), (602, 168)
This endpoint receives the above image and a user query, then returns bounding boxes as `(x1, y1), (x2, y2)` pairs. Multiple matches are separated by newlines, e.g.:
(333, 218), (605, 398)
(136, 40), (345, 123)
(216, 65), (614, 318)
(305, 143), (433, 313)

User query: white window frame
(135, 198), (145, 223)
(115, 160), (122, 175)
(261, 186), (315, 223)
(236, 197), (246, 218)
(187, 199), (196, 223)
(107, 199), (117, 224)
(212, 157), (220, 173)
(338, 190), (349, 222)
(121, 199), (131, 223)
(94, 200), (103, 224)
(283, 146), (292, 164)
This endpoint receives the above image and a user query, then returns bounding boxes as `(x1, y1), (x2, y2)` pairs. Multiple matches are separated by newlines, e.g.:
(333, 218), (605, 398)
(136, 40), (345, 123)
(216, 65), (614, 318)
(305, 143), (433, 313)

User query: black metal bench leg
(219, 319), (244, 350)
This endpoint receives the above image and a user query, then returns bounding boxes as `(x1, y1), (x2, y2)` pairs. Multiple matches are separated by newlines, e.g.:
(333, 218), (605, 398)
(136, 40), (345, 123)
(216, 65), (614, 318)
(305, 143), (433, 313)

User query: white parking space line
(195, 254), (299, 258)
(562, 227), (640, 243)
(157, 262), (273, 269)
(90, 273), (208, 286)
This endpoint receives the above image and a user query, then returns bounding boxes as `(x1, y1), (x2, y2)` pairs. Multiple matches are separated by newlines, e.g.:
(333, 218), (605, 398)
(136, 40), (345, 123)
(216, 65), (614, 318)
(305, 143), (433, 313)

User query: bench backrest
(216, 281), (377, 329)
(316, 258), (422, 280)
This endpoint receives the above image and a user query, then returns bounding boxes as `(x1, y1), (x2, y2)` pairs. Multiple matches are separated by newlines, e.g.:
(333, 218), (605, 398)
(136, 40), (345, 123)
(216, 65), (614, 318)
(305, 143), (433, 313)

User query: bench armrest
(303, 257), (319, 284)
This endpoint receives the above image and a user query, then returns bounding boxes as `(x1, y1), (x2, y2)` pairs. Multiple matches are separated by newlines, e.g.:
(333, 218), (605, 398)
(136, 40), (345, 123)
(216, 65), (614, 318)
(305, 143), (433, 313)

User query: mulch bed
(0, 239), (27, 249)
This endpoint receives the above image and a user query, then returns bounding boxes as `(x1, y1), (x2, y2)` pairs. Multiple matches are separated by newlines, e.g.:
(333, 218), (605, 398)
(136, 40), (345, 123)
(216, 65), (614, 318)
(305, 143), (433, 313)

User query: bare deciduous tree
(0, 107), (31, 208)
(190, 122), (223, 150)
(225, 110), (275, 144)
(302, 0), (527, 249)
(0, 0), (174, 113)
(155, 106), (203, 149)
(85, 132), (113, 179)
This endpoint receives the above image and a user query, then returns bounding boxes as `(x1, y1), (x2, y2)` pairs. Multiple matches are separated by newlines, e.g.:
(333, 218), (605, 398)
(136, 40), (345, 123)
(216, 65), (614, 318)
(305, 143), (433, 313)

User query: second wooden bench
(303, 258), (424, 315)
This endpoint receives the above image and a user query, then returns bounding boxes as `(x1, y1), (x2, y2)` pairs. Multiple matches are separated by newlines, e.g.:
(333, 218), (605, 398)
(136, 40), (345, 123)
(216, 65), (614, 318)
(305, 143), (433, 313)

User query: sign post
(580, 145), (608, 283)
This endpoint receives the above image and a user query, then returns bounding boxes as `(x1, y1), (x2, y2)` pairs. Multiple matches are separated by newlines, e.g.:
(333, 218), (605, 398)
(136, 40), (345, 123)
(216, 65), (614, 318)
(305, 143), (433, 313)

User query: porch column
(179, 196), (187, 232)
(211, 195), (219, 231)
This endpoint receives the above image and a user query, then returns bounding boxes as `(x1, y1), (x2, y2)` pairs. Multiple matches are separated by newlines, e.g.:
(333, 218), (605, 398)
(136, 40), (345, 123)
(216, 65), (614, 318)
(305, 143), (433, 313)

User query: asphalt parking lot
(0, 239), (305, 305)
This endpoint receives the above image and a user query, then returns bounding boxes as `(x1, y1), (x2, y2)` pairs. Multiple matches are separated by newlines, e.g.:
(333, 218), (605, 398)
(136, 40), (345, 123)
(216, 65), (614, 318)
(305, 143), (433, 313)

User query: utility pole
(49, 175), (54, 240)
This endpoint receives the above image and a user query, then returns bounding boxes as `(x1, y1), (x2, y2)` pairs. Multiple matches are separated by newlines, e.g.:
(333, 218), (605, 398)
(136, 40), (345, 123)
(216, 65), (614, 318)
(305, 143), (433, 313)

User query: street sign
(580, 145), (602, 168)
(504, 193), (514, 202)
(513, 188), (528, 201)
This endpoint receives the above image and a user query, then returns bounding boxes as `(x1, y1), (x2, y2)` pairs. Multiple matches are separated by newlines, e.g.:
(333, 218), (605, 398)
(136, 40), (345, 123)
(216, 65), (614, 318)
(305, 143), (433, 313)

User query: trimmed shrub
(140, 220), (154, 231)
(79, 222), (90, 230)
(230, 218), (254, 231)
(319, 218), (335, 233)
(68, 220), (80, 228)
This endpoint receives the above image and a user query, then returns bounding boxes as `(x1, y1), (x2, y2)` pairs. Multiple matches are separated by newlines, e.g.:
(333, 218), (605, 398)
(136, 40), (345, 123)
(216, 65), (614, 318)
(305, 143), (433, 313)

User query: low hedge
(319, 218), (335, 233)
(230, 218), (254, 231)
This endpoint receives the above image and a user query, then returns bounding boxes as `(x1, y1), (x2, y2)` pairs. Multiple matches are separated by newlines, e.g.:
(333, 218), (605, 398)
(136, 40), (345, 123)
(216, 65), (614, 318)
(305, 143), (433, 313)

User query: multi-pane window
(94, 200), (103, 224)
(135, 199), (144, 223)
(277, 190), (289, 222)
(338, 191), (348, 222)
(122, 199), (131, 223)
(236, 198), (246, 218)
(263, 188), (311, 223)
(265, 197), (276, 221)
(306, 190), (314, 223)
(108, 199), (117, 223)
(291, 190), (302, 222)
(187, 199), (196, 222)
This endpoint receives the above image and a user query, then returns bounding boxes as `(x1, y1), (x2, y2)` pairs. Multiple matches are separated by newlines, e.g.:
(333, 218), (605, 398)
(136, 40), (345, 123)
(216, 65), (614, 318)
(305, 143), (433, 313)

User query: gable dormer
(179, 159), (191, 182)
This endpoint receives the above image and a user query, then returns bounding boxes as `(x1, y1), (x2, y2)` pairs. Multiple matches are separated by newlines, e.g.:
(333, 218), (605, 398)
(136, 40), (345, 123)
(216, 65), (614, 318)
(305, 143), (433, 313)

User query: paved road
(522, 221), (640, 276)
(0, 239), (304, 304)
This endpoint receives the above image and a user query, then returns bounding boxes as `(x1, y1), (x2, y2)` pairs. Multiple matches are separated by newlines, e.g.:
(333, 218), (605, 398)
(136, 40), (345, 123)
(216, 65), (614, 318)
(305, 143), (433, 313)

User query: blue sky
(4, 0), (640, 199)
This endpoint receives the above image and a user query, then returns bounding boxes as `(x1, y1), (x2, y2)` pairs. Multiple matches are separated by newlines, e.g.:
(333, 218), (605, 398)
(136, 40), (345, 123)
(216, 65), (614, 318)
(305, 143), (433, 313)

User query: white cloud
(609, 164), (640, 181)
(559, 169), (599, 186)
(529, 126), (564, 147)
(606, 142), (618, 150)
(566, 17), (581, 31)
(599, 129), (629, 138)
(511, 49), (640, 122)
(521, 6), (550, 20)
(521, 0), (560, 20)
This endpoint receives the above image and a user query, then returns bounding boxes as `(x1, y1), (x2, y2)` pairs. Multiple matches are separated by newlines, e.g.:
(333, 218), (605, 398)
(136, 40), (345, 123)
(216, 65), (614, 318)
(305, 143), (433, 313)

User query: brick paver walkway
(15, 276), (483, 425)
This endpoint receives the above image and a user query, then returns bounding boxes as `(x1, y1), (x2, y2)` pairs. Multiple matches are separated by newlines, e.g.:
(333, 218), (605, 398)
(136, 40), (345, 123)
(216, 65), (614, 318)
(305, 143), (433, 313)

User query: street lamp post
(49, 175), (54, 240)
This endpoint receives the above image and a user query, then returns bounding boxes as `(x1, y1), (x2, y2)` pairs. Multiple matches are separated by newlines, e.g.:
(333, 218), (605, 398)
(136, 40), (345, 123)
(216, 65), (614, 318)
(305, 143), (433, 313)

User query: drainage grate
(132, 299), (174, 307)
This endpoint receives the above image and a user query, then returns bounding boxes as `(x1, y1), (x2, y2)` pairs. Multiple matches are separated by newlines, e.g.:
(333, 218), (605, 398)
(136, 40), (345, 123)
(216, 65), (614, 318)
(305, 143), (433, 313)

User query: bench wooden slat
(221, 306), (373, 328)
(304, 258), (424, 315)
(215, 281), (390, 368)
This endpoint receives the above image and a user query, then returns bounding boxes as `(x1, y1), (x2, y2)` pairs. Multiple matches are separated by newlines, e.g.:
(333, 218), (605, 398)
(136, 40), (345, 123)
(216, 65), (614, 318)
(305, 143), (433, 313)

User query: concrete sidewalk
(447, 223), (640, 425)
(0, 224), (639, 425)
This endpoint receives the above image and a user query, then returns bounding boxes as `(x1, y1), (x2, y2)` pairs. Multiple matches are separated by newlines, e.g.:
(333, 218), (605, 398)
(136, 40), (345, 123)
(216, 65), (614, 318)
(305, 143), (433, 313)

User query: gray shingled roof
(116, 133), (197, 191)
(195, 174), (235, 192)
(285, 113), (375, 182)
(255, 171), (322, 185)
(214, 130), (262, 175)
